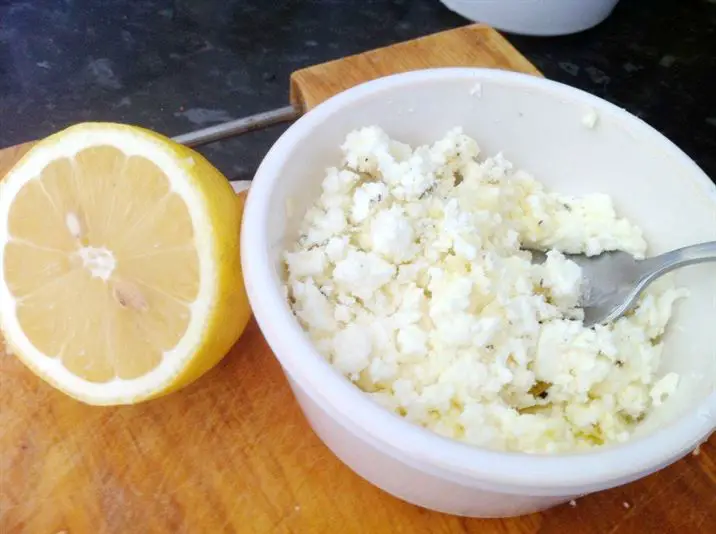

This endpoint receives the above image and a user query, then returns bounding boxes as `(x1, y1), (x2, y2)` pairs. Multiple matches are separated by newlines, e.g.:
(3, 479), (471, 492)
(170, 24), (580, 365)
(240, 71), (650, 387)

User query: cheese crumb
(469, 82), (482, 97)
(582, 108), (599, 129)
(650, 372), (679, 406)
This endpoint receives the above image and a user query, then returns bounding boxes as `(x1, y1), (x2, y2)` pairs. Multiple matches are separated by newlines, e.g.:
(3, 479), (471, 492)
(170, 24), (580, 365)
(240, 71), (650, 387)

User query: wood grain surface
(1, 24), (714, 534)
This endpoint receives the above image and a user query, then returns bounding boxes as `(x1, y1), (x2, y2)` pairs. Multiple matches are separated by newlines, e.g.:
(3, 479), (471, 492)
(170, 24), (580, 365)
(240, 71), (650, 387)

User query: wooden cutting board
(0, 24), (713, 534)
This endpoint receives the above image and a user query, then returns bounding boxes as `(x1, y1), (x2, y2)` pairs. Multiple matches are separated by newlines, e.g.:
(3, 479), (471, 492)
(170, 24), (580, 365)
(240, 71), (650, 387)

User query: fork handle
(642, 241), (716, 280)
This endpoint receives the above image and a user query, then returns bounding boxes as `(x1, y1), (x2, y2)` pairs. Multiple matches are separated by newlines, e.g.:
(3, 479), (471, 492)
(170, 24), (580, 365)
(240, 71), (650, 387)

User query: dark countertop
(1, 0), (715, 180)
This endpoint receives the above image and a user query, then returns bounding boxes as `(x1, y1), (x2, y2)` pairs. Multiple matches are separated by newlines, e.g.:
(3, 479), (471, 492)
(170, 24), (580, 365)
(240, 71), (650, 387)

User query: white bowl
(241, 68), (716, 518)
(439, 0), (621, 36)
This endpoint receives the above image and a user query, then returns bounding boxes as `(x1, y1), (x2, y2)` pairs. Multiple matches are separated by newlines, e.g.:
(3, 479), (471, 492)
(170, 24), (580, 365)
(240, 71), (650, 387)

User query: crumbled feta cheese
(469, 82), (482, 97)
(351, 182), (388, 223)
(332, 323), (372, 377)
(290, 278), (336, 333)
(285, 126), (686, 453)
(540, 250), (583, 310)
(650, 372), (679, 406)
(333, 249), (396, 300)
(324, 236), (349, 262)
(397, 325), (428, 357)
(284, 249), (327, 278)
(369, 206), (417, 262)
(582, 108), (599, 129)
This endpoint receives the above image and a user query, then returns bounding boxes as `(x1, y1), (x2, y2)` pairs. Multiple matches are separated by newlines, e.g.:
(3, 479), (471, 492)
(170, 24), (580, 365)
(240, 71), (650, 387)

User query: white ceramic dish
(439, 0), (621, 36)
(241, 68), (716, 518)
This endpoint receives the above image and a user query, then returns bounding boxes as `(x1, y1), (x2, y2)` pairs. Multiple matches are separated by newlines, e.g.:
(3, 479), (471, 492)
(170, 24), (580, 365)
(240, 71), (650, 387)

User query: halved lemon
(0, 122), (250, 405)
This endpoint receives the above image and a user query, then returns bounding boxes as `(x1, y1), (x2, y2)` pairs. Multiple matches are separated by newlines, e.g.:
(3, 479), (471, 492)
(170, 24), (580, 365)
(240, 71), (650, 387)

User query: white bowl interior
(261, 70), (716, 444)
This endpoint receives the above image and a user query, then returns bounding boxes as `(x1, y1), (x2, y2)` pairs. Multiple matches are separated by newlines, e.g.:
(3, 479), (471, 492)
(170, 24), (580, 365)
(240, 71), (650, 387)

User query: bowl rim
(242, 67), (716, 492)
